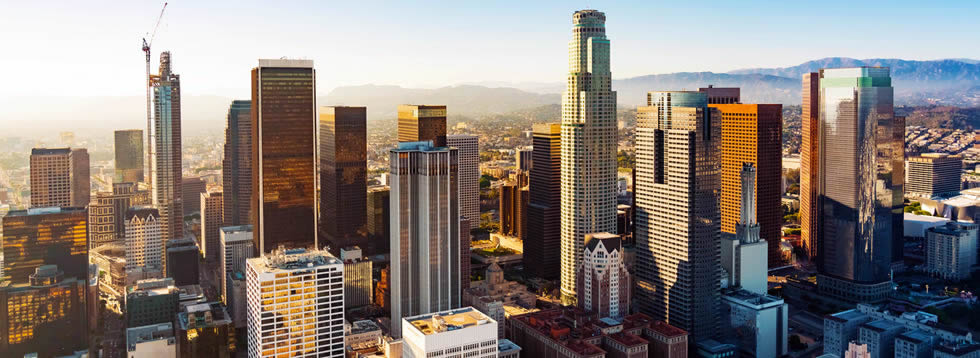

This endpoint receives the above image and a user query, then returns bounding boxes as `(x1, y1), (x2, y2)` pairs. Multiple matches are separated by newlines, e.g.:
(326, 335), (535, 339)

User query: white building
(124, 206), (163, 273)
(447, 134), (479, 223)
(559, 9), (619, 304)
(576, 232), (630, 319)
(389, 141), (461, 337)
(246, 248), (344, 358)
(926, 221), (978, 281)
(721, 163), (769, 295)
(126, 322), (176, 357)
(220, 225), (253, 303)
(401, 307), (498, 358)
(722, 289), (789, 358)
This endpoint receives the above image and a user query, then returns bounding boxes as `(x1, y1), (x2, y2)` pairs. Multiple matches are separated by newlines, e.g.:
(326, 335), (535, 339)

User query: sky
(1, 0), (977, 98)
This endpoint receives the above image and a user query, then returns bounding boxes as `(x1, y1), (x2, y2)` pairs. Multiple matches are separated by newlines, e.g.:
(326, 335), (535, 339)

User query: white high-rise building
(124, 207), (163, 273)
(401, 307), (498, 358)
(245, 248), (345, 358)
(447, 134), (479, 223)
(220, 225), (253, 303)
(635, 91), (721, 341)
(926, 222), (978, 281)
(559, 9), (618, 304)
(390, 141), (462, 338)
(721, 163), (769, 295)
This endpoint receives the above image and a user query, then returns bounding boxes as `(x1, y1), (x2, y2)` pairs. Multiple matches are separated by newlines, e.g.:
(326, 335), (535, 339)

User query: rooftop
(126, 322), (175, 345)
(498, 339), (521, 354)
(248, 248), (341, 273)
(826, 309), (868, 323)
(177, 302), (232, 330)
(723, 289), (785, 306)
(392, 140), (451, 153)
(928, 221), (979, 236)
(257, 58), (313, 68)
(350, 320), (382, 335)
(897, 330), (934, 344)
(607, 332), (648, 347)
(862, 319), (905, 333)
(405, 307), (494, 336)
(646, 320), (687, 338)
(128, 278), (177, 297)
(220, 225), (252, 234)
(9, 206), (86, 217)
(31, 147), (71, 156)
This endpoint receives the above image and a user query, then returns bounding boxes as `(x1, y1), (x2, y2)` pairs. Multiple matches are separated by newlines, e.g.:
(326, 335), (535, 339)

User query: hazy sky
(2, 0), (977, 98)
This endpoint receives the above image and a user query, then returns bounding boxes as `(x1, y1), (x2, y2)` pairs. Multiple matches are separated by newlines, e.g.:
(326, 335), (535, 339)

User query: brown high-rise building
(499, 174), (528, 240)
(181, 176), (207, 215)
(222, 100), (252, 227)
(319, 106), (367, 248)
(711, 103), (783, 267)
(397, 104), (447, 147)
(201, 191), (223, 261)
(153, 51), (183, 244)
(800, 72), (820, 259)
(114, 129), (144, 183)
(366, 186), (390, 253)
(88, 182), (151, 249)
(699, 85), (741, 104)
(2, 207), (88, 284)
(0, 265), (89, 357)
(251, 59), (317, 254)
(29, 148), (90, 208)
(525, 123), (561, 279)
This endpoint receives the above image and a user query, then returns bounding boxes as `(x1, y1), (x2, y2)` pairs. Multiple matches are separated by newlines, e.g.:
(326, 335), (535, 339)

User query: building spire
(737, 163), (761, 244)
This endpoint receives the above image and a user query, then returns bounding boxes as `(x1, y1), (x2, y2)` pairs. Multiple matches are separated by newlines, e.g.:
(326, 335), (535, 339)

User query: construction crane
(142, 2), (167, 193)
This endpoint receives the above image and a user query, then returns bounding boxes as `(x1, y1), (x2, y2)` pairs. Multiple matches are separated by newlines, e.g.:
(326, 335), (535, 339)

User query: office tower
(166, 237), (200, 286)
(576, 232), (630, 319)
(698, 85), (741, 104)
(126, 322), (177, 356)
(2, 207), (88, 284)
(182, 176), (207, 215)
(366, 186), (390, 251)
(29, 147), (90, 208)
(526, 123), (561, 279)
(721, 290), (789, 358)
(177, 302), (237, 357)
(516, 147), (533, 172)
(801, 72), (820, 259)
(401, 307), (498, 358)
(220, 225), (253, 303)
(222, 100), (252, 227)
(926, 222), (978, 281)
(114, 129), (145, 183)
(125, 206), (164, 275)
(447, 134), (479, 223)
(340, 246), (373, 309)
(0, 265), (88, 357)
(460, 217), (471, 291)
(319, 106), (367, 247)
(88, 182), (150, 249)
(397, 104), (447, 147)
(153, 51), (184, 245)
(906, 154), (962, 199)
(201, 191), (223, 261)
(712, 102), (783, 267)
(251, 59), (317, 254)
(559, 10), (618, 304)
(499, 176), (528, 239)
(815, 67), (901, 303)
(721, 164), (769, 295)
(389, 141), (461, 337)
(127, 277), (180, 327)
(246, 248), (344, 358)
(635, 91), (721, 340)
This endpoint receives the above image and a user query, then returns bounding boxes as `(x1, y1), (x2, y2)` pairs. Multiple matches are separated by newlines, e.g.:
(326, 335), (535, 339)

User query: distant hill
(323, 84), (560, 120)
(612, 72), (799, 105)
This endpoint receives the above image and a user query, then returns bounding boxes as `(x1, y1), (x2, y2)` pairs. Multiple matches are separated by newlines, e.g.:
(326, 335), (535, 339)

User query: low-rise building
(895, 330), (935, 358)
(126, 277), (179, 328)
(508, 308), (682, 358)
(126, 322), (177, 357)
(859, 320), (906, 358)
(826, 304), (975, 358)
(721, 289), (788, 358)
(347, 320), (383, 347)
(644, 321), (688, 358)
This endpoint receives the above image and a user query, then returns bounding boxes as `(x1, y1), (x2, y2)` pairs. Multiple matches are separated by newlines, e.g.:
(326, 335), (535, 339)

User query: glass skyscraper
(815, 67), (902, 303)
(153, 51), (183, 249)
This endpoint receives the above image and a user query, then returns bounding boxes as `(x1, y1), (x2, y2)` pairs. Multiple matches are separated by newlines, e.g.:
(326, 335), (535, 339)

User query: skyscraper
(635, 91), (721, 340)
(801, 72), (820, 260)
(319, 106), (367, 248)
(166, 237), (200, 286)
(125, 206), (163, 275)
(88, 182), (151, 249)
(721, 164), (769, 295)
(201, 191), (223, 261)
(711, 103), (783, 267)
(153, 51), (183, 244)
(516, 147), (533, 172)
(499, 176), (528, 240)
(246, 248), (344, 357)
(114, 129), (145, 183)
(576, 232), (631, 319)
(0, 265), (88, 357)
(698, 85), (741, 104)
(815, 67), (902, 303)
(29, 147), (90, 208)
(389, 141), (461, 337)
(2, 207), (88, 284)
(526, 123), (561, 279)
(906, 153), (962, 199)
(181, 176), (207, 215)
(366, 186), (390, 251)
(397, 104), (447, 147)
(447, 134), (479, 223)
(250, 59), (317, 254)
(559, 9), (618, 304)
(222, 100), (252, 227)
(219, 225), (253, 304)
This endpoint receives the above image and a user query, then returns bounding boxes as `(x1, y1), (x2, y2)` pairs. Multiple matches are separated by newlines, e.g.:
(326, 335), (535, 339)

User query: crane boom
(143, 2), (167, 194)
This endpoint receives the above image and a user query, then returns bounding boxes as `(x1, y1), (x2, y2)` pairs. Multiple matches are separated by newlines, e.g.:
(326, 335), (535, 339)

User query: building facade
(389, 141), (461, 337)
(29, 147), (90, 208)
(526, 123), (562, 279)
(114, 129), (145, 183)
(153, 51), (184, 245)
(401, 307), (498, 358)
(559, 10), (619, 304)
(2, 207), (88, 284)
(220, 225), (253, 304)
(801, 72), (821, 259)
(222, 100), (252, 227)
(721, 163), (769, 295)
(634, 91), (721, 340)
(576, 233), (630, 320)
(176, 302), (237, 357)
(906, 153), (962, 199)
(0, 265), (88, 357)
(815, 67), (902, 303)
(126, 277), (180, 328)
(925, 221), (978, 281)
(126, 322), (177, 357)
(250, 59), (318, 254)
(340, 247), (373, 309)
(181, 176), (207, 215)
(448, 134), (480, 224)
(201, 191), (223, 261)
(320, 106), (367, 248)
(499, 176), (528, 240)
(166, 237), (200, 286)
(721, 289), (789, 358)
(125, 206), (164, 274)
(245, 248), (344, 358)
(88, 182), (151, 249)
(397, 104), (447, 147)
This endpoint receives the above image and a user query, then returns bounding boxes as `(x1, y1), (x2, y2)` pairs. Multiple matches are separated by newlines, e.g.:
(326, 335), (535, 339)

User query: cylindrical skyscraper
(559, 9), (618, 304)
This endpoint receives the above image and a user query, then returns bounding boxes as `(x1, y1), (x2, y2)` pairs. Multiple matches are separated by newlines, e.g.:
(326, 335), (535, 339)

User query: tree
(480, 174), (496, 189)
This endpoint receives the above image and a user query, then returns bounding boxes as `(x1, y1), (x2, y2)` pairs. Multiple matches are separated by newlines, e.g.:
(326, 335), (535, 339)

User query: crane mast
(142, 2), (167, 193)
